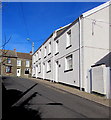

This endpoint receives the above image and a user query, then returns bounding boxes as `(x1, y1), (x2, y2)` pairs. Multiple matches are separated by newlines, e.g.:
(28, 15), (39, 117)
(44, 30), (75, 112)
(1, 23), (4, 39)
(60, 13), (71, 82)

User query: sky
(2, 2), (105, 53)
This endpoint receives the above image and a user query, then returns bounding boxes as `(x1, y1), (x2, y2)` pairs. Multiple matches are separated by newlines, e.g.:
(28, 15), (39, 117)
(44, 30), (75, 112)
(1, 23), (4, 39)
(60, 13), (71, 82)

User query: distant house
(17, 52), (32, 78)
(0, 49), (32, 78)
(0, 49), (17, 76)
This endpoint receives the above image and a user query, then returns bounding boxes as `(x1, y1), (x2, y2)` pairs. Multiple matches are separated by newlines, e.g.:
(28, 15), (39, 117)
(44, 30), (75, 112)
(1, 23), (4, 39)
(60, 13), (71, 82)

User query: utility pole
(27, 38), (34, 55)
(32, 42), (34, 54)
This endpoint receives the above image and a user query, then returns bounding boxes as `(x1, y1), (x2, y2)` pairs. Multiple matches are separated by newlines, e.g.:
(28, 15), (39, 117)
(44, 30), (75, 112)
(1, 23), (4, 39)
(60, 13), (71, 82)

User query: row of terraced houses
(32, 1), (111, 98)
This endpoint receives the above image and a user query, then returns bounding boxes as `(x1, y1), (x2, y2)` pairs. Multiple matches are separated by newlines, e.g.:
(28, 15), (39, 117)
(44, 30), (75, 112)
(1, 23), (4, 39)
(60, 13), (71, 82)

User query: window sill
(55, 52), (59, 56)
(66, 45), (72, 49)
(48, 53), (51, 56)
(46, 70), (51, 73)
(64, 69), (73, 72)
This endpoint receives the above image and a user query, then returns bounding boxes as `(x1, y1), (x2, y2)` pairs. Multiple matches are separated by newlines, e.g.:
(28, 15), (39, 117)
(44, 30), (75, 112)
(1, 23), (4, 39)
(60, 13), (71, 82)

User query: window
(33, 54), (36, 63)
(36, 52), (38, 61)
(7, 58), (11, 64)
(26, 60), (30, 67)
(66, 30), (71, 48)
(25, 68), (30, 74)
(39, 49), (41, 59)
(48, 42), (51, 55)
(55, 40), (59, 54)
(6, 66), (11, 73)
(17, 60), (21, 66)
(47, 60), (51, 72)
(38, 63), (41, 73)
(44, 46), (47, 58)
(65, 54), (73, 72)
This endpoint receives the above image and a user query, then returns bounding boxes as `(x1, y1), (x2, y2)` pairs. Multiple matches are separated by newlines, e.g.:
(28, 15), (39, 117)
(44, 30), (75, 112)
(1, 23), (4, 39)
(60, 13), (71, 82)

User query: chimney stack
(30, 51), (32, 55)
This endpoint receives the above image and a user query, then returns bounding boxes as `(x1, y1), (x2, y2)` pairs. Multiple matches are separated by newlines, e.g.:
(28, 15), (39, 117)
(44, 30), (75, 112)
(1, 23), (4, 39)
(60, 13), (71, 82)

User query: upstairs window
(65, 54), (73, 71)
(17, 60), (21, 66)
(33, 54), (36, 63)
(44, 46), (47, 58)
(66, 30), (71, 48)
(36, 52), (38, 61)
(7, 58), (11, 64)
(39, 49), (41, 59)
(26, 60), (30, 67)
(55, 40), (59, 54)
(48, 42), (51, 54)
(47, 60), (51, 72)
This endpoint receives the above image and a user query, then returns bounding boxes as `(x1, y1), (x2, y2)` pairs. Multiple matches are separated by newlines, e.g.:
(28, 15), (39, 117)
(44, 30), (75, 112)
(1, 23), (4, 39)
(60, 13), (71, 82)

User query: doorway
(17, 69), (21, 77)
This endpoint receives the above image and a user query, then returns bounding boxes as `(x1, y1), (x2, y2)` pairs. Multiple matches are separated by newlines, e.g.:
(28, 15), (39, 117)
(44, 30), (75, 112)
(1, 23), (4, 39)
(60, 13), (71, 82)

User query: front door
(17, 69), (21, 77)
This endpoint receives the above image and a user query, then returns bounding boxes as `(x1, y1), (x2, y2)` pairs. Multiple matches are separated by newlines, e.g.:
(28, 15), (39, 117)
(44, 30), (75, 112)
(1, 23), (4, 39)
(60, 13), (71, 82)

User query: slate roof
(0, 49), (17, 58)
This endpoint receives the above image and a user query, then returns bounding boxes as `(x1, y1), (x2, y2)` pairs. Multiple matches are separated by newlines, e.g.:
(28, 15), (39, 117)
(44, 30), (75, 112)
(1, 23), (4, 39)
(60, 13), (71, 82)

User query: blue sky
(2, 2), (104, 53)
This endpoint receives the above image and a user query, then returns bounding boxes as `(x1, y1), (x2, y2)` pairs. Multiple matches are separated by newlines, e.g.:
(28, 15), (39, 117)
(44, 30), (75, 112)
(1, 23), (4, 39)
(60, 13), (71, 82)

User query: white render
(32, 1), (111, 97)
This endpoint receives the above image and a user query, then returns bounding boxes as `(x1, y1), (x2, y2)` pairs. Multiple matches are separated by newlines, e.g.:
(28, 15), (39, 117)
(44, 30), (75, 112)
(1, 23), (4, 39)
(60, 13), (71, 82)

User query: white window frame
(26, 60), (30, 67)
(38, 63), (41, 73)
(47, 60), (51, 72)
(44, 46), (47, 57)
(66, 30), (71, 48)
(36, 52), (38, 61)
(55, 40), (59, 54)
(17, 60), (21, 66)
(39, 49), (41, 59)
(48, 42), (51, 54)
(65, 54), (73, 71)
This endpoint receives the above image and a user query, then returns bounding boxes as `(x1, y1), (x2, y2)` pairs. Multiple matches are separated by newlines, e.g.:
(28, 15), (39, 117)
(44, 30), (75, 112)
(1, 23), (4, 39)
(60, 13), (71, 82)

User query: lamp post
(27, 38), (34, 54)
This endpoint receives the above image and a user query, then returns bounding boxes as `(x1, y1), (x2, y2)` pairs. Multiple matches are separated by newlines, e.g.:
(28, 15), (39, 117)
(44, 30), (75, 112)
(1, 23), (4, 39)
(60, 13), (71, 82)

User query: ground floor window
(6, 66), (11, 73)
(65, 54), (73, 72)
(25, 68), (30, 74)
(38, 63), (41, 73)
(47, 60), (51, 72)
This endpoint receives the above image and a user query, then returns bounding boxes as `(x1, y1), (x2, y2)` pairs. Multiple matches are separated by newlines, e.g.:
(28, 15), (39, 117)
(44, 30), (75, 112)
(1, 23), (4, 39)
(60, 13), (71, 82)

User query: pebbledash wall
(32, 1), (111, 97)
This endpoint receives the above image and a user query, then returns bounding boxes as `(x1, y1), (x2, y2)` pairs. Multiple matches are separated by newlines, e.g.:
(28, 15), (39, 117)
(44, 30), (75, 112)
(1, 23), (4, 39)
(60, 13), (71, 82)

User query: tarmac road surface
(2, 76), (110, 119)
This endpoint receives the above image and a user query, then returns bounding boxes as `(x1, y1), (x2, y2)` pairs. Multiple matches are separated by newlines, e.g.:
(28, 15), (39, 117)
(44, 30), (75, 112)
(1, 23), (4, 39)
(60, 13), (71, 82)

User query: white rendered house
(32, 1), (111, 98)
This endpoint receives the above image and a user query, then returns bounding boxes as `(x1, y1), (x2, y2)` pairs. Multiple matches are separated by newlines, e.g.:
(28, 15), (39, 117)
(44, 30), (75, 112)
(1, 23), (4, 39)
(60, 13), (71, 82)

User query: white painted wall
(53, 21), (80, 87)
(82, 3), (110, 91)
(32, 1), (110, 96)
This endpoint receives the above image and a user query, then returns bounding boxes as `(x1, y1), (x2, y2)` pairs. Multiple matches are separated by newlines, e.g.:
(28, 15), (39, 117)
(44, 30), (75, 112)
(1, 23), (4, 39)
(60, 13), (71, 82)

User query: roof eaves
(54, 17), (79, 40)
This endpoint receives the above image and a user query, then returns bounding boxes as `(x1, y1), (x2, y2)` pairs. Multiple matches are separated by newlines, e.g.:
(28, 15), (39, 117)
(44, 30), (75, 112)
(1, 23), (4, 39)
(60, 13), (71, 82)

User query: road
(2, 76), (110, 119)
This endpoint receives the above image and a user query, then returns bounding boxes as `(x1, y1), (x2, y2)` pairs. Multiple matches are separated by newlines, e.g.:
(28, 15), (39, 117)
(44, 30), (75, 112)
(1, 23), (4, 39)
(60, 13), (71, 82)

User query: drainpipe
(79, 16), (82, 91)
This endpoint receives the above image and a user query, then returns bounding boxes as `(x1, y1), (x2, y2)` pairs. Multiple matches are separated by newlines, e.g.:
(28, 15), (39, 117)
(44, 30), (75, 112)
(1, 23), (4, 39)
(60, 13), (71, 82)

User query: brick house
(0, 49), (32, 78)
(17, 52), (32, 78)
(0, 49), (17, 76)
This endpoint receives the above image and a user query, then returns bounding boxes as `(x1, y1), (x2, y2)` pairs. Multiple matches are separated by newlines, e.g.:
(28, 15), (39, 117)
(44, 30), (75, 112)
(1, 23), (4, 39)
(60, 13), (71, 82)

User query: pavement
(31, 78), (110, 107)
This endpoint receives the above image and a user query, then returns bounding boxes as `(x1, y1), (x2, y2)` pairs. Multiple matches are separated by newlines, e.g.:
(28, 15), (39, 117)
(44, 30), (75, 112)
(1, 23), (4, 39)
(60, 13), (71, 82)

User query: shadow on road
(2, 83), (42, 120)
